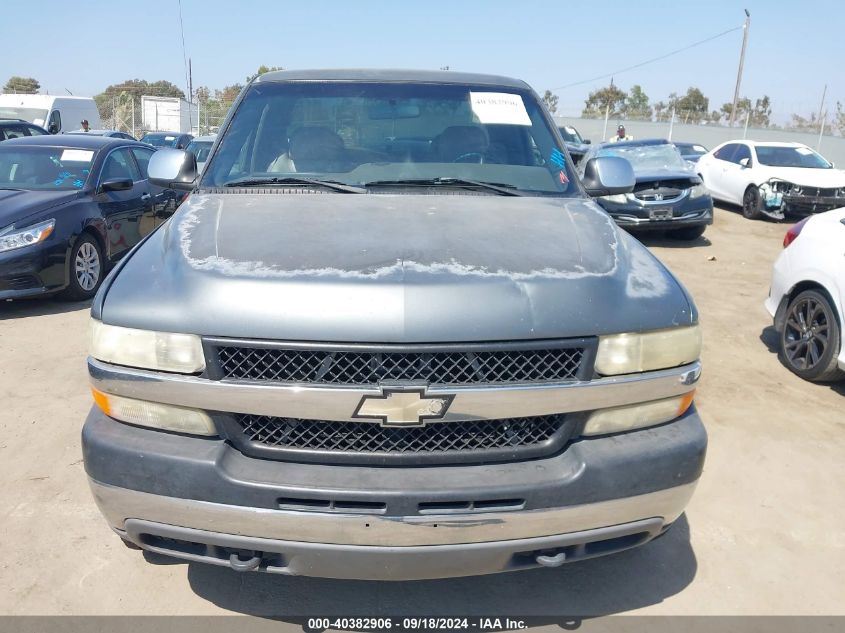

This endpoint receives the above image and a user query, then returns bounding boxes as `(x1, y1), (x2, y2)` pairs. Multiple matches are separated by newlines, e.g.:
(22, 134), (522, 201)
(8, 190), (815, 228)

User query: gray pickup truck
(83, 69), (706, 581)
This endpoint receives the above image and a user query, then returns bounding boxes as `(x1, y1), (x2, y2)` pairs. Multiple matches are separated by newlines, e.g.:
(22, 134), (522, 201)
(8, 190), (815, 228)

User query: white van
(0, 94), (102, 134)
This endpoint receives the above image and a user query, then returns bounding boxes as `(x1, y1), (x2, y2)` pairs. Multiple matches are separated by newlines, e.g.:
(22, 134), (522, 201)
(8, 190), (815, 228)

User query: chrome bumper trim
(88, 358), (701, 422)
(89, 478), (697, 547)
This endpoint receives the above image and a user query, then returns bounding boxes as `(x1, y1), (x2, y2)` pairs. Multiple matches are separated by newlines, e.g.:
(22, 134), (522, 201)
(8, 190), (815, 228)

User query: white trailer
(141, 96), (198, 134)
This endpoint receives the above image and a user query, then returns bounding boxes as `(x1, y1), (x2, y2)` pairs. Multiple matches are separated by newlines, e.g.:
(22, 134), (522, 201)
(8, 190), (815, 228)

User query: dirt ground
(0, 205), (843, 621)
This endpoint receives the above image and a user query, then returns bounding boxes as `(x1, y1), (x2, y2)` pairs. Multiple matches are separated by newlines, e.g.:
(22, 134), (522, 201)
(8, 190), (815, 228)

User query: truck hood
(0, 189), (80, 229)
(760, 167), (845, 188)
(99, 192), (695, 342)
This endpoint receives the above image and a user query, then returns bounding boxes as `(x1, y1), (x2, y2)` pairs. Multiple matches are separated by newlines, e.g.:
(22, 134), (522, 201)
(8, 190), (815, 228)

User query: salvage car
(138, 131), (193, 149)
(673, 141), (708, 164)
(83, 69), (706, 581)
(765, 208), (845, 382)
(0, 135), (182, 300)
(696, 140), (845, 220)
(0, 118), (49, 141)
(557, 124), (590, 164)
(578, 138), (713, 240)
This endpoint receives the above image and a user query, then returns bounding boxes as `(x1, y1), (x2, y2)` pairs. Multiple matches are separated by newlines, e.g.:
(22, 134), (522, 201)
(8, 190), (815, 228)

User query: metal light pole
(729, 9), (751, 127)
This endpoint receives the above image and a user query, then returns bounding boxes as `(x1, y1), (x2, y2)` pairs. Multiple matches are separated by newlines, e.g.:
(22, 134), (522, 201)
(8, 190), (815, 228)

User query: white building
(141, 96), (198, 134)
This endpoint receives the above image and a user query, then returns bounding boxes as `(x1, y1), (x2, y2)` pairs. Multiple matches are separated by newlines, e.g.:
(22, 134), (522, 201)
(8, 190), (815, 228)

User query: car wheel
(667, 225), (706, 241)
(780, 289), (844, 382)
(742, 186), (763, 220)
(60, 234), (103, 301)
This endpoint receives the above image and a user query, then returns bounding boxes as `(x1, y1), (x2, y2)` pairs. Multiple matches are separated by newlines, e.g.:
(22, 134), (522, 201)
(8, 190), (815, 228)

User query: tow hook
(229, 551), (262, 572)
(535, 551), (567, 568)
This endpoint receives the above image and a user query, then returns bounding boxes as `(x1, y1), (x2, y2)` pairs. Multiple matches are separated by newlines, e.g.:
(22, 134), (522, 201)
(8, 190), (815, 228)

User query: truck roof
(0, 94), (96, 104)
(255, 68), (530, 90)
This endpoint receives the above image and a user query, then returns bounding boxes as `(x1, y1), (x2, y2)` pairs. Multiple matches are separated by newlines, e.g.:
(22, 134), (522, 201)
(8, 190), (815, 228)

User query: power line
(550, 25), (743, 91)
(177, 0), (190, 98)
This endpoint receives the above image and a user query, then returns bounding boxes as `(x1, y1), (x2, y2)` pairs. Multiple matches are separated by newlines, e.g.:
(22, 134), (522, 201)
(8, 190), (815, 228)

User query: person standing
(609, 124), (632, 142)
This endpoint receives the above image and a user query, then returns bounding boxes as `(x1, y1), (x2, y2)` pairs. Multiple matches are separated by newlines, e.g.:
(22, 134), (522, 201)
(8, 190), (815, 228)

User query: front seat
(287, 127), (346, 172)
(433, 125), (490, 163)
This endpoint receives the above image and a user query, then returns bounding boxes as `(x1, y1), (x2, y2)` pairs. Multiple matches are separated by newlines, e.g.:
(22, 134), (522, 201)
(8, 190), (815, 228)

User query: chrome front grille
(211, 340), (592, 386)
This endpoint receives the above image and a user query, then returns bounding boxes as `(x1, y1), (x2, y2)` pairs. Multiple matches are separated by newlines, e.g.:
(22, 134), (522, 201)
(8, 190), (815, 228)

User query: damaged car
(577, 138), (713, 240)
(696, 140), (845, 221)
(82, 69), (707, 581)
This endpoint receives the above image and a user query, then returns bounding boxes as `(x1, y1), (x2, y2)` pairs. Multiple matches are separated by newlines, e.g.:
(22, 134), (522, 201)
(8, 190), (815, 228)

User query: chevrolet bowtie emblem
(353, 388), (454, 427)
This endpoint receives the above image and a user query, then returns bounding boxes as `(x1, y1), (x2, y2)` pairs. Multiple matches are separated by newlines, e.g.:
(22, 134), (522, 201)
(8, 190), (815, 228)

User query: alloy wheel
(783, 296), (830, 371)
(75, 242), (101, 291)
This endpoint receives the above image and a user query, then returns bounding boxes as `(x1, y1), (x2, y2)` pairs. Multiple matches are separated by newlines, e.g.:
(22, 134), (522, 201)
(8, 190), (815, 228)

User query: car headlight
(90, 319), (205, 373)
(599, 193), (629, 203)
(91, 387), (216, 435)
(595, 325), (701, 376)
(0, 219), (55, 254)
(583, 391), (695, 436)
(689, 183), (707, 199)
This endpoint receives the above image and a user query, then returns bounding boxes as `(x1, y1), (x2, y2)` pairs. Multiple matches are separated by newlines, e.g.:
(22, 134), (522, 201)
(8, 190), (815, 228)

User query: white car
(765, 207), (845, 382)
(696, 140), (845, 220)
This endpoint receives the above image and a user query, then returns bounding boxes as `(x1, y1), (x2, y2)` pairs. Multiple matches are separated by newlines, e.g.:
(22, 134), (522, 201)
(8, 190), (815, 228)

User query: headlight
(689, 183), (708, 199)
(583, 391), (695, 436)
(0, 219), (55, 253)
(90, 320), (205, 373)
(91, 388), (216, 435)
(599, 193), (629, 203)
(595, 325), (701, 376)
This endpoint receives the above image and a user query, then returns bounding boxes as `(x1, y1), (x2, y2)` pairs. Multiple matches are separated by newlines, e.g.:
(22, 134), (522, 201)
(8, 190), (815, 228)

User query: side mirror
(581, 156), (635, 197)
(148, 149), (198, 191)
(99, 178), (134, 193)
(583, 139), (591, 145)
(739, 157), (750, 168)
(48, 123), (59, 134)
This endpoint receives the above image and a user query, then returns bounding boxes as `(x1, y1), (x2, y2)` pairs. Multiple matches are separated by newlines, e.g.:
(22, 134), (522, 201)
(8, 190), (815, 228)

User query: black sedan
(1, 118), (49, 141)
(577, 138), (713, 240)
(557, 124), (591, 164)
(0, 135), (184, 301)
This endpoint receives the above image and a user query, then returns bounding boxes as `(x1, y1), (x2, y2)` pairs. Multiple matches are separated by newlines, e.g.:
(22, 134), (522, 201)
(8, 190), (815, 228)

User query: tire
(667, 225), (706, 241)
(59, 233), (104, 301)
(779, 289), (844, 382)
(742, 186), (763, 220)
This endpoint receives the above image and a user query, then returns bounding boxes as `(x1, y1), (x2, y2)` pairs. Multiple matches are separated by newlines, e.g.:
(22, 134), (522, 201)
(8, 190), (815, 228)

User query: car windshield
(187, 140), (213, 162)
(0, 146), (95, 190)
(558, 126), (584, 144)
(141, 134), (177, 147)
(597, 143), (688, 172)
(755, 146), (832, 169)
(0, 107), (49, 126)
(202, 81), (576, 195)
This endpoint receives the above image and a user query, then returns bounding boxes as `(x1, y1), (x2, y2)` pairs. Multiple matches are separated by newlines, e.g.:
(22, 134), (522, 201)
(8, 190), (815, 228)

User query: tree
(721, 95), (772, 128)
(3, 76), (40, 94)
(675, 87), (709, 124)
(624, 85), (652, 120)
(582, 83), (626, 119)
(653, 101), (667, 122)
(94, 79), (186, 132)
(542, 90), (559, 114)
(785, 111), (822, 133)
(833, 102), (845, 136)
(247, 65), (283, 82)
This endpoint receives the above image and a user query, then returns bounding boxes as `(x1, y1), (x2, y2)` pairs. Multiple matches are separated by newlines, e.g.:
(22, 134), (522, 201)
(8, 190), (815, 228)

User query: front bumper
(782, 194), (845, 216)
(596, 197), (713, 232)
(0, 239), (67, 300)
(83, 407), (706, 580)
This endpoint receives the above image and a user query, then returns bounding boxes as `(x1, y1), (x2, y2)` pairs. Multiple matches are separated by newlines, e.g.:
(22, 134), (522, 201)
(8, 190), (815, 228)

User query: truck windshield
(0, 107), (49, 126)
(202, 81), (576, 195)
(0, 146), (94, 190)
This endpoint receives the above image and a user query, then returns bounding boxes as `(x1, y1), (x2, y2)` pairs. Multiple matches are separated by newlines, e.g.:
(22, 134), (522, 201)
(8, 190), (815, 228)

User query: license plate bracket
(649, 207), (673, 221)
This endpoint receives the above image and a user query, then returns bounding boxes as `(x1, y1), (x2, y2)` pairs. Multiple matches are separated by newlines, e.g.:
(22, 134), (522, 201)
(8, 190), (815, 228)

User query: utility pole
(729, 9), (751, 127)
(816, 84), (827, 136)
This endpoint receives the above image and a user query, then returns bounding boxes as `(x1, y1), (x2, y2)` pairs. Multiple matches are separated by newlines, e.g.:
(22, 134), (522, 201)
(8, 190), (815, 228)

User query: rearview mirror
(581, 156), (635, 197)
(583, 139), (591, 144)
(99, 178), (133, 193)
(368, 103), (421, 120)
(48, 123), (59, 134)
(148, 149), (198, 191)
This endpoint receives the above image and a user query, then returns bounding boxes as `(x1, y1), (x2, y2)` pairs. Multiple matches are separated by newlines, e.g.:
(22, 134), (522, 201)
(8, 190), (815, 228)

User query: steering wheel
(453, 152), (485, 164)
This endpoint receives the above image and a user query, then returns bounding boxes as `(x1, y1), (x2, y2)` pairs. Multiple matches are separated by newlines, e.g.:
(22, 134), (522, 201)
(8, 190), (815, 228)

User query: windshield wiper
(223, 177), (366, 194)
(364, 178), (525, 196)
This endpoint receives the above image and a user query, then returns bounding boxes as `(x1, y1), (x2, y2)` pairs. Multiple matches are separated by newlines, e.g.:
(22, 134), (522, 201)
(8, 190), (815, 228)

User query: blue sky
(2, 0), (842, 122)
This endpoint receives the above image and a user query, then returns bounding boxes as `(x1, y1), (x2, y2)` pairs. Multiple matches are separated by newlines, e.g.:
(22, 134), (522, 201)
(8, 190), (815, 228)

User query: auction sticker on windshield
(60, 150), (94, 162)
(470, 92), (531, 125)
